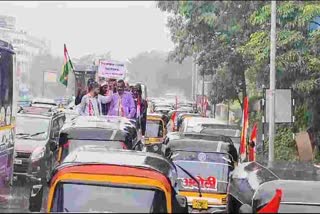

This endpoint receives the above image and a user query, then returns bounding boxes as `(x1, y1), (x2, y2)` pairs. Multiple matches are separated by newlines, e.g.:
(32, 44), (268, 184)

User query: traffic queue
(11, 80), (320, 213)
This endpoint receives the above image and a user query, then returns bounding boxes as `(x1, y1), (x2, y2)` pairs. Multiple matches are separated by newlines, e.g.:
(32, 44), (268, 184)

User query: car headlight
(31, 147), (45, 161)
(153, 145), (159, 152)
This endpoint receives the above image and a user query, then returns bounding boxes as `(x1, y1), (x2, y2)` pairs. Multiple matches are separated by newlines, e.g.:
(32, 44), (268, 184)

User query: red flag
(249, 123), (257, 161)
(170, 111), (177, 131)
(240, 96), (249, 161)
(258, 189), (282, 213)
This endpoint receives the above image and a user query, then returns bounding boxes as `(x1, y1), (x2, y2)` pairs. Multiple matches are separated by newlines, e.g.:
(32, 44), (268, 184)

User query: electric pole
(268, 0), (277, 163)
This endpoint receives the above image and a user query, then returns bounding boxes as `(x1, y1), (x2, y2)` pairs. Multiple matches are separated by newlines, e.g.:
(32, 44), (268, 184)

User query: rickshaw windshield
(172, 151), (231, 192)
(68, 139), (126, 152)
(51, 183), (167, 213)
(146, 120), (163, 138)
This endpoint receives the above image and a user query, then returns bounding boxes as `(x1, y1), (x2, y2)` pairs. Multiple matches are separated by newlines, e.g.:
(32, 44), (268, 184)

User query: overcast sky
(0, 1), (173, 61)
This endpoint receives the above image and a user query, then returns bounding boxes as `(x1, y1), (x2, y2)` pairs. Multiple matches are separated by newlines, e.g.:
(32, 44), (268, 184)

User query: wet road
(0, 179), (48, 213)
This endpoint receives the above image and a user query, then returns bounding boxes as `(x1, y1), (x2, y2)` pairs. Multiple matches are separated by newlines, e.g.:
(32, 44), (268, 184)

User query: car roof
(32, 98), (57, 105)
(58, 145), (177, 182)
(17, 106), (63, 118)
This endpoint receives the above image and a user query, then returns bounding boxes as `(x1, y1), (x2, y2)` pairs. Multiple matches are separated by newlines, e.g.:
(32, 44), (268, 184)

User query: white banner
(44, 71), (57, 83)
(98, 60), (126, 79)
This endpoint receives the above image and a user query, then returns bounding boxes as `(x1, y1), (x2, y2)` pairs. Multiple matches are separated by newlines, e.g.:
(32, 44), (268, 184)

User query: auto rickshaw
(227, 160), (320, 213)
(163, 132), (238, 167)
(54, 116), (141, 164)
(176, 113), (202, 131)
(29, 146), (189, 213)
(163, 138), (237, 213)
(143, 113), (167, 154)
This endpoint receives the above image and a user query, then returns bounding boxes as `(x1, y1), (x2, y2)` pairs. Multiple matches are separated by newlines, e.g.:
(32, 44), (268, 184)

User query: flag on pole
(59, 44), (73, 87)
(240, 96), (249, 162)
(249, 123), (257, 161)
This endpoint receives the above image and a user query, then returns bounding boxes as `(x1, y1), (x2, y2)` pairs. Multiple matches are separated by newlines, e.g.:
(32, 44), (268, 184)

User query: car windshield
(172, 151), (230, 192)
(51, 183), (167, 213)
(146, 120), (163, 138)
(16, 116), (50, 140)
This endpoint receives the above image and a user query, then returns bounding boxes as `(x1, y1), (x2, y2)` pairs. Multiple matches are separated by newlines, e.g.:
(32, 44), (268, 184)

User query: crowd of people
(75, 78), (148, 136)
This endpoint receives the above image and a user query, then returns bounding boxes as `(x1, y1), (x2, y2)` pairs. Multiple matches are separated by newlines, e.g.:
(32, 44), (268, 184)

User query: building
(0, 15), (50, 93)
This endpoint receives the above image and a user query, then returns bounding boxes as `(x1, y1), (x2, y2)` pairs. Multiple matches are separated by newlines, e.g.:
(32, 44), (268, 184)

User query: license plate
(14, 159), (22, 165)
(192, 199), (208, 210)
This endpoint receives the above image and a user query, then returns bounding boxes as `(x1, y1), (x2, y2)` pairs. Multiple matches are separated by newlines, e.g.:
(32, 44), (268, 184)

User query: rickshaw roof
(55, 145), (177, 183)
(229, 161), (320, 206)
(167, 138), (232, 154)
(166, 132), (234, 144)
(253, 180), (320, 209)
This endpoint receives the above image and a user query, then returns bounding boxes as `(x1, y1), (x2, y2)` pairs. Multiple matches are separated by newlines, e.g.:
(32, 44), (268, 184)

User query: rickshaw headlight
(153, 145), (159, 152)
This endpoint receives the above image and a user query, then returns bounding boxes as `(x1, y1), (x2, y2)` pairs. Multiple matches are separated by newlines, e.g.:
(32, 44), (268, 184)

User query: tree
(157, 1), (262, 109)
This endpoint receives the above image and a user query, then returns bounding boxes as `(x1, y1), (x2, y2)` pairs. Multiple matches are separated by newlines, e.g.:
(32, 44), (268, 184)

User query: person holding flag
(249, 123), (258, 161)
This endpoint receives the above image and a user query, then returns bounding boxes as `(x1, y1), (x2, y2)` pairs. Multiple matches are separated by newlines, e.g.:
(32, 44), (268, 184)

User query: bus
(0, 40), (17, 207)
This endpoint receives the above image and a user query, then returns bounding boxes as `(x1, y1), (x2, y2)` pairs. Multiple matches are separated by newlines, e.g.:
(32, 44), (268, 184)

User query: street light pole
(268, 0), (277, 163)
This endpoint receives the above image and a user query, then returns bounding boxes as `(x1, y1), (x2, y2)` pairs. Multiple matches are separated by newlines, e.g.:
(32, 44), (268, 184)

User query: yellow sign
(192, 199), (208, 210)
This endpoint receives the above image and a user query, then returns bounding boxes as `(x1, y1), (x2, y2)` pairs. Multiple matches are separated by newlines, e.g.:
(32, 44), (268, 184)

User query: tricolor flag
(59, 44), (74, 87)
(258, 189), (282, 213)
(249, 123), (257, 161)
(240, 96), (249, 162)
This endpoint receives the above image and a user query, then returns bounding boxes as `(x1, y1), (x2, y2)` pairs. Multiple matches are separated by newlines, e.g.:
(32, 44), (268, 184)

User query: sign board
(98, 60), (126, 79)
(44, 71), (57, 83)
(264, 89), (292, 123)
(295, 132), (313, 162)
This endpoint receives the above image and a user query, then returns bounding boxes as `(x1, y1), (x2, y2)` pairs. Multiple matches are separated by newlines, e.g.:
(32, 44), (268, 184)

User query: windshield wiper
(175, 163), (202, 198)
(30, 132), (46, 137)
(16, 133), (30, 136)
(64, 208), (69, 212)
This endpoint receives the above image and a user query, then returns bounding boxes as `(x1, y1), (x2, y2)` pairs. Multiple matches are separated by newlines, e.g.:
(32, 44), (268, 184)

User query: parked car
(14, 106), (65, 184)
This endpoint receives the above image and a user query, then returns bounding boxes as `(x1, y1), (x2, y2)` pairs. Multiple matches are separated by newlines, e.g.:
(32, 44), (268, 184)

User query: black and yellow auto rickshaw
(55, 116), (141, 164)
(143, 113), (167, 154)
(163, 137), (237, 213)
(29, 146), (188, 213)
(227, 160), (320, 213)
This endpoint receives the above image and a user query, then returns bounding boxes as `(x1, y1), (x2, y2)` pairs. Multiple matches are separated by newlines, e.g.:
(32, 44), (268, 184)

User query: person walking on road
(107, 79), (136, 119)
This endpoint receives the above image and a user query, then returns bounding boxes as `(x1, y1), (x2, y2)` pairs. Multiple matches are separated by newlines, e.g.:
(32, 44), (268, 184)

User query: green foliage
(265, 127), (298, 161)
(157, 1), (320, 160)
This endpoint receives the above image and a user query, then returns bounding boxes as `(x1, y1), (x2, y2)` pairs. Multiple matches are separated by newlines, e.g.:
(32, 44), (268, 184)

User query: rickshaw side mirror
(175, 195), (188, 213)
(133, 140), (143, 151)
(239, 204), (253, 213)
(50, 140), (58, 152)
(29, 184), (44, 212)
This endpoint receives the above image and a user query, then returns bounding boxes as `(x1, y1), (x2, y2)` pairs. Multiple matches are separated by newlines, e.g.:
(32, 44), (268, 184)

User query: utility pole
(268, 0), (277, 163)
(192, 55), (196, 101)
(202, 71), (205, 116)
